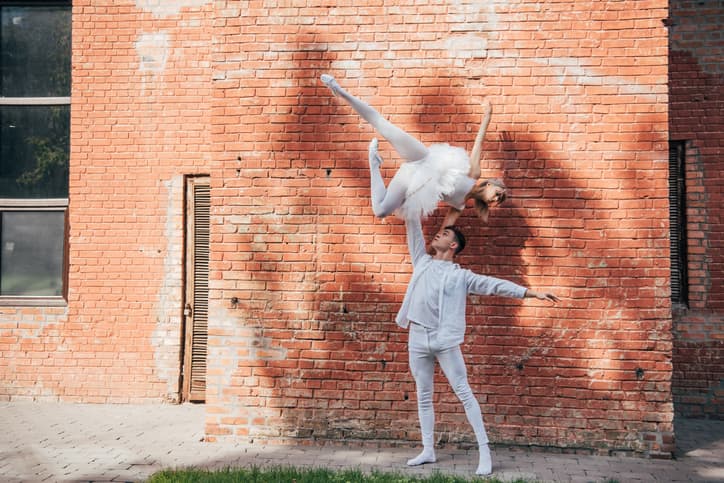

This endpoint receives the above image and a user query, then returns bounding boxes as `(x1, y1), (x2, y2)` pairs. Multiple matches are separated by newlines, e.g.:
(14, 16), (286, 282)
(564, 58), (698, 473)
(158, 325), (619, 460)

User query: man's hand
(441, 207), (462, 230)
(525, 290), (560, 303)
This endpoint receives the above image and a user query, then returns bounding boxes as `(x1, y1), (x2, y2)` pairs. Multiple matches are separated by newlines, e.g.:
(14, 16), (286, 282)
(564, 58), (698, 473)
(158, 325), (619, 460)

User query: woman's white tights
(321, 74), (428, 162)
(321, 74), (429, 217)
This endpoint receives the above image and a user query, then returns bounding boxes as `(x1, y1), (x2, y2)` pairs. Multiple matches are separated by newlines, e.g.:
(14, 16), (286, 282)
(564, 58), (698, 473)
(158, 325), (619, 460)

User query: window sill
(0, 199), (69, 208)
(0, 296), (67, 307)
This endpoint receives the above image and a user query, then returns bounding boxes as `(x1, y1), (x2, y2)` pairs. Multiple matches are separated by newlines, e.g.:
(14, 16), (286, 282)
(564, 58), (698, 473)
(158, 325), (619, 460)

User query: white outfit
(399, 217), (527, 467)
(397, 217), (527, 348)
(393, 144), (475, 220)
(324, 75), (508, 474)
(408, 323), (488, 449)
(321, 74), (476, 220)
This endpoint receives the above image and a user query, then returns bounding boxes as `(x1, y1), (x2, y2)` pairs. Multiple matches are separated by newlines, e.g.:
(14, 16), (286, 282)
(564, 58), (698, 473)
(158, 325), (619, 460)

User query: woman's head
(471, 178), (507, 222)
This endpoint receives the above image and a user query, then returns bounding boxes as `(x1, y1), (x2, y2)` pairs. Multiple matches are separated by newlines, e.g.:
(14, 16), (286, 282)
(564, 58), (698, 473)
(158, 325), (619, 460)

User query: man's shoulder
(412, 252), (433, 267)
(447, 262), (465, 272)
(437, 262), (466, 279)
(454, 265), (485, 280)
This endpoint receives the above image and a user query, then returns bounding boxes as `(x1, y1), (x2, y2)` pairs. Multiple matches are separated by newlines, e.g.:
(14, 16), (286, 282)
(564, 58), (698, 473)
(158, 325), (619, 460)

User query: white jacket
(395, 218), (527, 348)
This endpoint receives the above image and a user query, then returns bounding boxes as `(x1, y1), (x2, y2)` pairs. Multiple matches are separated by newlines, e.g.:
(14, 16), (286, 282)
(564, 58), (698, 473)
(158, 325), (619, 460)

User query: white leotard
(394, 143), (475, 220)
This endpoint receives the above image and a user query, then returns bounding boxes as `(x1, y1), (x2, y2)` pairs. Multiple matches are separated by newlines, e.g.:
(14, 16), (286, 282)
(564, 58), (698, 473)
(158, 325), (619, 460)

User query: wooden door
(182, 176), (210, 402)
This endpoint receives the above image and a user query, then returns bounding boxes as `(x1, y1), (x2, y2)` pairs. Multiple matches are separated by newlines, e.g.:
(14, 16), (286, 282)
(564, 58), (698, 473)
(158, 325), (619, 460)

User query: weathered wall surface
(205, 0), (673, 455)
(669, 0), (724, 419)
(0, 0), (214, 402)
(0, 0), (676, 455)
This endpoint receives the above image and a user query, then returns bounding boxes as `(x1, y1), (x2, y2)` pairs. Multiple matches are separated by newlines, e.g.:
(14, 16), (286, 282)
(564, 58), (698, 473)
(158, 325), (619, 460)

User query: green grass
(146, 466), (532, 483)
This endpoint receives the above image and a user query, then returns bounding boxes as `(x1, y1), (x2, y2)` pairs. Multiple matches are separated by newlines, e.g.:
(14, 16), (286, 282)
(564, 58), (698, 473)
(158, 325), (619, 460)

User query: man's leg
(407, 325), (437, 466)
(321, 74), (429, 162)
(437, 345), (492, 475)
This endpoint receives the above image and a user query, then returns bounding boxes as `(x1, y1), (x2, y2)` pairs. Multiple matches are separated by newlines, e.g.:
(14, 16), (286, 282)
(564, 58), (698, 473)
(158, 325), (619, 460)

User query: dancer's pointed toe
(320, 74), (342, 96)
(368, 138), (383, 168)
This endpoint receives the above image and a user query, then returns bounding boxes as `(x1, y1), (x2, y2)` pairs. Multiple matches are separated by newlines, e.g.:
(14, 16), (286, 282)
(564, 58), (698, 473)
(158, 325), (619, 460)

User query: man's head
(431, 225), (466, 257)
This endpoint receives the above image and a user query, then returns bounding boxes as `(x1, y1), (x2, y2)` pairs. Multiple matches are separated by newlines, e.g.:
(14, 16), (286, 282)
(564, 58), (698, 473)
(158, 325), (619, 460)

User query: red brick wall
(669, 0), (724, 419)
(0, 0), (676, 455)
(205, 0), (674, 455)
(0, 1), (214, 402)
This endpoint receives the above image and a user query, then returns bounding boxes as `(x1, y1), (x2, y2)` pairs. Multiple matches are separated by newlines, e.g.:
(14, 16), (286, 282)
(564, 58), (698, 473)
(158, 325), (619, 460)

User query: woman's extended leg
(321, 74), (429, 162)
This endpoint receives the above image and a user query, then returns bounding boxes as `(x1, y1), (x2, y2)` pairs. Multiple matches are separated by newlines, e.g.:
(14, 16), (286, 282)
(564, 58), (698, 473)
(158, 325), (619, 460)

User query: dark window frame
(0, 0), (70, 306)
(669, 140), (688, 307)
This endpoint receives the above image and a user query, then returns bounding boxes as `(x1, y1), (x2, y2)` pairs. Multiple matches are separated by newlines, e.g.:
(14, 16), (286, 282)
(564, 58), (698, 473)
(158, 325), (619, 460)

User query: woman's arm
(441, 207), (462, 228)
(467, 100), (492, 180)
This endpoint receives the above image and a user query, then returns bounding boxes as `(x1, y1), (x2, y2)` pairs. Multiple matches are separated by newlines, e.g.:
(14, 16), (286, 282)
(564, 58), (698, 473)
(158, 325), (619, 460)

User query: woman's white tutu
(395, 143), (472, 220)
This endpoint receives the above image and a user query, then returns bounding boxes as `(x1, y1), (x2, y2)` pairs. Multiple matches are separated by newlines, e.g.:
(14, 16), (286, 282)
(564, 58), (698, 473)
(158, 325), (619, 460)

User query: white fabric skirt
(394, 143), (471, 220)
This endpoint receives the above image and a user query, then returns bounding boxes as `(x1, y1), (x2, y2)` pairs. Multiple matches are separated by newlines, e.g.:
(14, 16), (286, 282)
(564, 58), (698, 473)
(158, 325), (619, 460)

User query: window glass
(1, 211), (64, 296)
(0, 3), (70, 301)
(0, 5), (71, 97)
(0, 105), (70, 198)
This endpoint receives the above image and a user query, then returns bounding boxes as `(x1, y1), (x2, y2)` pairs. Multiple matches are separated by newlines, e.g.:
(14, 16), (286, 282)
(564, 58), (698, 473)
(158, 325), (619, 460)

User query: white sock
(406, 447), (436, 466)
(476, 444), (492, 475)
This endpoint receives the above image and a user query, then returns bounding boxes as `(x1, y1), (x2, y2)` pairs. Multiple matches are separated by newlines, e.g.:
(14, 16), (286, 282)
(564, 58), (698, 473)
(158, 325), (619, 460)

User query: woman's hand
(441, 207), (462, 229)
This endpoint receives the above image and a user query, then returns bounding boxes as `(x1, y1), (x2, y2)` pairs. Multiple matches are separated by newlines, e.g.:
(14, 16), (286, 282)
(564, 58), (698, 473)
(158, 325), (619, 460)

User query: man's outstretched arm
(466, 271), (560, 304)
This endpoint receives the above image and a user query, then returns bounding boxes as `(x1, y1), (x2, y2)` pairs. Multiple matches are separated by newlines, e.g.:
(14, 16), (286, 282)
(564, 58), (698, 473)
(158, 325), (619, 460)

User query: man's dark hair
(445, 225), (466, 255)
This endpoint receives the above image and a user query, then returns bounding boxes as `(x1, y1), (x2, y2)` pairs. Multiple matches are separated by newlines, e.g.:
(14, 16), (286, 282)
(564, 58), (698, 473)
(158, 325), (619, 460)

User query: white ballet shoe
(482, 99), (492, 117)
(320, 74), (342, 96)
(406, 448), (436, 466)
(476, 444), (492, 475)
(368, 138), (383, 168)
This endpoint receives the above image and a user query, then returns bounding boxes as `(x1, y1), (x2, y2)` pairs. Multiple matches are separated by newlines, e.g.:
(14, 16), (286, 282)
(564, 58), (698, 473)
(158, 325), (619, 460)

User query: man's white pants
(408, 323), (489, 450)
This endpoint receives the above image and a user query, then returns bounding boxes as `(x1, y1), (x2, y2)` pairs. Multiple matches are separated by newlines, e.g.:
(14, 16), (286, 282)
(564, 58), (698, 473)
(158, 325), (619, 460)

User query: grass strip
(146, 465), (533, 483)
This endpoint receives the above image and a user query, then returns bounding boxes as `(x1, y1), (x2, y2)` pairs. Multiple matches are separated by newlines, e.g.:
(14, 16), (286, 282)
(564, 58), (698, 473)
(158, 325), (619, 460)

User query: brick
(669, 0), (724, 420)
(0, 0), (683, 458)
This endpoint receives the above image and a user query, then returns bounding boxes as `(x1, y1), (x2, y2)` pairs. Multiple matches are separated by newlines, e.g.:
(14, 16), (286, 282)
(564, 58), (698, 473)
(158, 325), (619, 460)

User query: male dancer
(385, 138), (560, 474)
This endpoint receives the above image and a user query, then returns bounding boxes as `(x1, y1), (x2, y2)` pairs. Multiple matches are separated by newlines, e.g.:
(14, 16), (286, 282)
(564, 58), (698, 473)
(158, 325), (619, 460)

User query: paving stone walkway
(1, 401), (722, 482)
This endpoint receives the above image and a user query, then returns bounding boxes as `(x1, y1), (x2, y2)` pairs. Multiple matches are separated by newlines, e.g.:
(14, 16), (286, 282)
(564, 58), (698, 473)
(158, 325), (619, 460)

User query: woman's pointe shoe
(368, 138), (383, 168)
(320, 74), (342, 96)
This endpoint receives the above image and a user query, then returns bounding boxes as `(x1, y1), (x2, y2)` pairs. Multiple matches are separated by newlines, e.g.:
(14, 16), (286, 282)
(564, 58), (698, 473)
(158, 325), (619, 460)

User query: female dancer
(321, 74), (506, 224)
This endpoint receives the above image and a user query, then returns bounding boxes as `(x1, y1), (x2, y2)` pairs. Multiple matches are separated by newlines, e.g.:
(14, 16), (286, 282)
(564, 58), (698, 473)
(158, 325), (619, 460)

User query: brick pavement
(0, 401), (721, 482)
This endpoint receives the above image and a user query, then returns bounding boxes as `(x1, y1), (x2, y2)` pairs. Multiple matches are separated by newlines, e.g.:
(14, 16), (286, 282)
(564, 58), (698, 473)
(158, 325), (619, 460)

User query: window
(669, 140), (688, 307)
(1, 2), (70, 304)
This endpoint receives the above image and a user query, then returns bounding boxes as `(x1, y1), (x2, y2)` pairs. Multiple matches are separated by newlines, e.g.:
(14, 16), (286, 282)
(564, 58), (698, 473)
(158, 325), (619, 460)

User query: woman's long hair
(471, 178), (507, 222)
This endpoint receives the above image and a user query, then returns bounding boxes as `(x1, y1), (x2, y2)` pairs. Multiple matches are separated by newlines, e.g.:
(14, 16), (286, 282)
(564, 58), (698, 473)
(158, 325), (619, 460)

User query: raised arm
(405, 217), (428, 266)
(467, 100), (492, 181)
